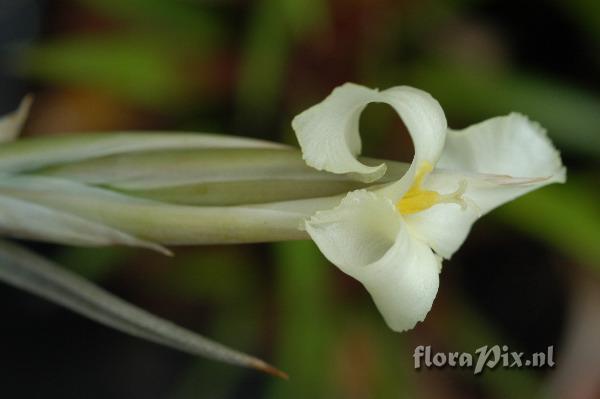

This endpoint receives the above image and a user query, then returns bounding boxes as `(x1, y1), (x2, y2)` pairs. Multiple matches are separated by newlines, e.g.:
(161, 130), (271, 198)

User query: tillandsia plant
(0, 83), (565, 376)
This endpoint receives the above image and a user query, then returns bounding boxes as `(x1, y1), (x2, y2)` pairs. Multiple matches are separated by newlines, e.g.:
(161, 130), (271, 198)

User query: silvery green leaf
(0, 96), (33, 143)
(0, 194), (168, 254)
(29, 141), (409, 205)
(0, 132), (409, 247)
(36, 148), (390, 205)
(0, 132), (287, 174)
(37, 147), (347, 187)
(0, 239), (286, 378)
(0, 175), (317, 246)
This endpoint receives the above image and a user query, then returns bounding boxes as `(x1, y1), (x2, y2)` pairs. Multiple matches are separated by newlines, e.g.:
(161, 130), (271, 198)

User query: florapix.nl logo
(413, 345), (555, 375)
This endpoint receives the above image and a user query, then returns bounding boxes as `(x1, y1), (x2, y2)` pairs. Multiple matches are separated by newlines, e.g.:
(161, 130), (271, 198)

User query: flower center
(396, 162), (467, 214)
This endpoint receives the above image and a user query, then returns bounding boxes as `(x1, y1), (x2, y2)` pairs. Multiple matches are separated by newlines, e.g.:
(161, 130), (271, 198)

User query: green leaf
(0, 133), (407, 206)
(0, 132), (285, 174)
(0, 96), (32, 143)
(0, 239), (285, 377)
(36, 148), (378, 205)
(0, 189), (167, 253)
(0, 175), (315, 246)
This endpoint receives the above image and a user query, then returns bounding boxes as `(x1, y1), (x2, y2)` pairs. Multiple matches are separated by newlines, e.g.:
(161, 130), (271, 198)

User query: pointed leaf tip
(250, 359), (289, 380)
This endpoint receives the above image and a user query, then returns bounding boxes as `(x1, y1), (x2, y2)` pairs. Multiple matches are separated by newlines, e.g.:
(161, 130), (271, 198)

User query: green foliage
(75, 0), (225, 46)
(267, 241), (336, 398)
(236, 0), (328, 128)
(493, 178), (600, 269)
(22, 36), (189, 108)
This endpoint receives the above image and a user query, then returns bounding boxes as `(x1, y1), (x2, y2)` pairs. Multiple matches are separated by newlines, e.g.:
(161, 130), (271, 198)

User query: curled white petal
(292, 84), (385, 182)
(0, 96), (33, 143)
(292, 83), (447, 182)
(305, 190), (440, 331)
(381, 86), (447, 166)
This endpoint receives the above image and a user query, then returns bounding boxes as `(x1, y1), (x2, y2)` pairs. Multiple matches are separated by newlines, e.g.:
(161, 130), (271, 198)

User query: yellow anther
(397, 190), (441, 214)
(396, 162), (467, 215)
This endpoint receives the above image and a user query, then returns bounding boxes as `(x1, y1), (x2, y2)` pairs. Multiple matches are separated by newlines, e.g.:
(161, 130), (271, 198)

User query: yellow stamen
(396, 162), (467, 215)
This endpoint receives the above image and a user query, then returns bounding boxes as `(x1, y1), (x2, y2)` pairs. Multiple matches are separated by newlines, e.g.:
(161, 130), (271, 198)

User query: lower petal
(404, 200), (480, 259)
(305, 190), (441, 332)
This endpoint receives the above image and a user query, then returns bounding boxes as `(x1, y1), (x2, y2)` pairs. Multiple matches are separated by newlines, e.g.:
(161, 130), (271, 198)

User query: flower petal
(0, 96), (33, 143)
(437, 113), (565, 214)
(403, 172), (480, 259)
(406, 172), (567, 260)
(382, 86), (448, 166)
(292, 83), (447, 182)
(406, 115), (567, 259)
(305, 190), (441, 331)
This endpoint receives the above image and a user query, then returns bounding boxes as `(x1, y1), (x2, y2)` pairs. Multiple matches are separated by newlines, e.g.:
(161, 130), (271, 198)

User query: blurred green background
(0, 0), (598, 398)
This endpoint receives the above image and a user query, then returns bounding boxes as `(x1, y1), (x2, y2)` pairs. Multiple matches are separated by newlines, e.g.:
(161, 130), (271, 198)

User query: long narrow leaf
(0, 132), (287, 174)
(0, 194), (167, 254)
(36, 148), (397, 205)
(0, 96), (32, 143)
(0, 175), (314, 245)
(0, 239), (286, 378)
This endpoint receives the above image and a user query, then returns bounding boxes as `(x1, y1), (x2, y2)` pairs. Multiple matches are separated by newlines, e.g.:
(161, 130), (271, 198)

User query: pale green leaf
(0, 96), (32, 143)
(0, 239), (285, 377)
(0, 132), (286, 174)
(0, 175), (315, 246)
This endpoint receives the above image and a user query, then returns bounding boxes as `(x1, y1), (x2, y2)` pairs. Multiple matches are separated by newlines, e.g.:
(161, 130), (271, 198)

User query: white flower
(292, 83), (566, 332)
